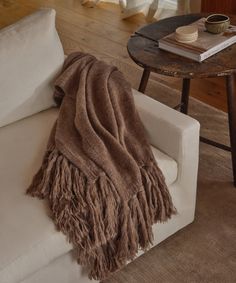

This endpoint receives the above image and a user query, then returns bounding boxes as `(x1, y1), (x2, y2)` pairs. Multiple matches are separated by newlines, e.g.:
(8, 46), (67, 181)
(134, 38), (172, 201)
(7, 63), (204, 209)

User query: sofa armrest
(133, 89), (200, 213)
(133, 89), (200, 163)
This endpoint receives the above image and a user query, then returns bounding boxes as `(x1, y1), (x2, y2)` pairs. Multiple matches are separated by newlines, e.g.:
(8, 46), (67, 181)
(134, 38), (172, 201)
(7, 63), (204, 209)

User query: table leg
(226, 74), (236, 187)
(180, 78), (191, 114)
(139, 68), (150, 93)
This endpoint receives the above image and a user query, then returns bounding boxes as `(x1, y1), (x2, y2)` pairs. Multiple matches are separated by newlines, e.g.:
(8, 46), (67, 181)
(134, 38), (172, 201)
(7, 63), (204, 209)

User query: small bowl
(205, 14), (230, 34)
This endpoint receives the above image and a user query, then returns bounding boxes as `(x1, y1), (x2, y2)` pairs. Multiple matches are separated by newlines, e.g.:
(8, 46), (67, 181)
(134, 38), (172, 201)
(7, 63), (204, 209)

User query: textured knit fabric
(27, 52), (176, 280)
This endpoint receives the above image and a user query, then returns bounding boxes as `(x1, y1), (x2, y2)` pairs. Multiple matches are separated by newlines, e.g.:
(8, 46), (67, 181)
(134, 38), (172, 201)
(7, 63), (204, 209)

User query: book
(158, 18), (236, 62)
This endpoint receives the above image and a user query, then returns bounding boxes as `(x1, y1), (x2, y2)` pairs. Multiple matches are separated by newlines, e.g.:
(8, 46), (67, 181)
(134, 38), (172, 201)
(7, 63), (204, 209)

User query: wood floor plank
(55, 6), (131, 44)
(16, 0), (143, 33)
(57, 18), (133, 66)
(0, 2), (34, 27)
(15, 0), (132, 44)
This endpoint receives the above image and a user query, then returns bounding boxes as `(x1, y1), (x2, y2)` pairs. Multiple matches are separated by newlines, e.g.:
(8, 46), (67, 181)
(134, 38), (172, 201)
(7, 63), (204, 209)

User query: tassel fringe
(27, 147), (176, 280)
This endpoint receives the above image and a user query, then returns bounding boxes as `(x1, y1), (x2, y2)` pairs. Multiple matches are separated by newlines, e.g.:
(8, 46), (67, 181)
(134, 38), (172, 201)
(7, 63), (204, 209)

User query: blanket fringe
(27, 147), (176, 280)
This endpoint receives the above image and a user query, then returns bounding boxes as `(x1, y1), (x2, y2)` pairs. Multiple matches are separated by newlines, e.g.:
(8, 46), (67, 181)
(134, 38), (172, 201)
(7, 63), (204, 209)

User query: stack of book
(158, 18), (236, 62)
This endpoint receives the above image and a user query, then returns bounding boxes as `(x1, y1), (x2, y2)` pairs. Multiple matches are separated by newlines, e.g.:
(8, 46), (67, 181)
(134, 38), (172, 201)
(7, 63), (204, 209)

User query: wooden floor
(0, 0), (230, 112)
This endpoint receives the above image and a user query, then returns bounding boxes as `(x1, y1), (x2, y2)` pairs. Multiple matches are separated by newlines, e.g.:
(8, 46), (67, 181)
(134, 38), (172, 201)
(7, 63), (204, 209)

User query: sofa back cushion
(0, 8), (64, 128)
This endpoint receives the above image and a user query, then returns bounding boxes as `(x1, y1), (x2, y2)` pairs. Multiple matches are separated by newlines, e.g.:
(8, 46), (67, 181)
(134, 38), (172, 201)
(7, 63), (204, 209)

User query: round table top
(127, 14), (236, 79)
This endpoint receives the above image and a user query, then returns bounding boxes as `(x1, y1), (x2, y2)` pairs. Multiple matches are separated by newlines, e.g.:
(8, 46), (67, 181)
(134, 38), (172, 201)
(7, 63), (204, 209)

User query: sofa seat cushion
(0, 108), (177, 283)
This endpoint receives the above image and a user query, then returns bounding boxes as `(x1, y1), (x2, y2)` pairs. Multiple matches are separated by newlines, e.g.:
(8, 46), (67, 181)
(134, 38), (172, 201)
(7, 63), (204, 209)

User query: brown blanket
(27, 52), (176, 280)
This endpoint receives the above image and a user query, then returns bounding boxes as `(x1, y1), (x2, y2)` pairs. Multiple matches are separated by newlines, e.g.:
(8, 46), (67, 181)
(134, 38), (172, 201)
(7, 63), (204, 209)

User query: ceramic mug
(205, 14), (230, 34)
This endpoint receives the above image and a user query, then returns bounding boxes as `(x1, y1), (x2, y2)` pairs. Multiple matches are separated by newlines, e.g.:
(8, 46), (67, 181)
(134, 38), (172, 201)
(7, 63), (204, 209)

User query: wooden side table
(127, 14), (236, 187)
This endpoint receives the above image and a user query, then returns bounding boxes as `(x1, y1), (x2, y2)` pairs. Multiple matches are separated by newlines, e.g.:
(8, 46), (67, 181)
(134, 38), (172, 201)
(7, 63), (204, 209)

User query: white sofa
(0, 9), (200, 283)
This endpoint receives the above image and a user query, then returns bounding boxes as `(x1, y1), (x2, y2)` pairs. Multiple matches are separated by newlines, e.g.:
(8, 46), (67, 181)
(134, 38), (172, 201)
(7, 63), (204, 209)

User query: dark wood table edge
(127, 43), (235, 80)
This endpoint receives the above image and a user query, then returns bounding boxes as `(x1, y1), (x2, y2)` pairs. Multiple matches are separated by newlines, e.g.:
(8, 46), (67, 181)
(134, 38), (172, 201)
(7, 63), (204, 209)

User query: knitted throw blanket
(27, 52), (176, 280)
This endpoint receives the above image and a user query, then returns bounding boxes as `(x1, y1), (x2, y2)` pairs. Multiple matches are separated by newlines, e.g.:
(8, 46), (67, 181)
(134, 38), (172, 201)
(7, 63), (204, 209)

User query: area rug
(103, 79), (236, 283)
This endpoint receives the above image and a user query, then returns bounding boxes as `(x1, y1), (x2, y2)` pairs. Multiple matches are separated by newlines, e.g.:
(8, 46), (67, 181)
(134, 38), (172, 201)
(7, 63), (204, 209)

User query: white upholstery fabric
(0, 104), (177, 283)
(21, 252), (93, 283)
(0, 9), (64, 128)
(0, 109), (71, 283)
(151, 145), (177, 186)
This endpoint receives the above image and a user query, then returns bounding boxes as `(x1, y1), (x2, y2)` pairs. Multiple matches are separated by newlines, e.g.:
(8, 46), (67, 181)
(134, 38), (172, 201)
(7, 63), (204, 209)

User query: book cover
(158, 18), (236, 62)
